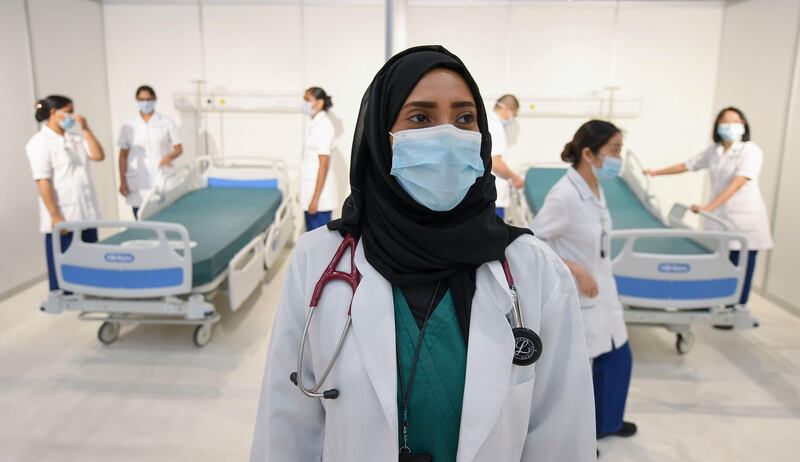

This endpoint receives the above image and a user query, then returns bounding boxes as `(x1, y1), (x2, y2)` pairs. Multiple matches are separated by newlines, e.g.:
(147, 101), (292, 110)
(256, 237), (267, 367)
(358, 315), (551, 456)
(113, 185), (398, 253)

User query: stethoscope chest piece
(501, 259), (543, 367)
(512, 327), (542, 366)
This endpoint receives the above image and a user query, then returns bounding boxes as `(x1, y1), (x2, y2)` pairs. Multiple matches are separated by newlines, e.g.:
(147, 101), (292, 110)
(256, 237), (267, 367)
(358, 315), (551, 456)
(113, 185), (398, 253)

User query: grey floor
(1, 249), (798, 461)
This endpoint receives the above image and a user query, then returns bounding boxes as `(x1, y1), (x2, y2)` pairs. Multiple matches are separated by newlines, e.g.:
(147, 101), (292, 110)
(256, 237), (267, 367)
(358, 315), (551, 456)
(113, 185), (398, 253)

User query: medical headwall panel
(0, 0), (41, 296)
(504, 3), (617, 168)
(103, 2), (205, 221)
(27, 0), (118, 226)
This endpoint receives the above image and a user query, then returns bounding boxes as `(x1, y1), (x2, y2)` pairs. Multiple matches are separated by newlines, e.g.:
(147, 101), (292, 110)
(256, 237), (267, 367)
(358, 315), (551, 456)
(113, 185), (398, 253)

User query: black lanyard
(396, 281), (441, 456)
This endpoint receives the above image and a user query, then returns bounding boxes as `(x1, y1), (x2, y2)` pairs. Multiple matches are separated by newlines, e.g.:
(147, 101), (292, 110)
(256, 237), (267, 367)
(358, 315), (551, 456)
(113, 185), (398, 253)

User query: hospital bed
(40, 156), (295, 347)
(508, 152), (759, 354)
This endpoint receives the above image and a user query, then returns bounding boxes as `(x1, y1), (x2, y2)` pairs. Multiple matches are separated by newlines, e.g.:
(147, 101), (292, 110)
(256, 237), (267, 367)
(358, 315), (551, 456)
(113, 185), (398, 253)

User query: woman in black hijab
(251, 46), (596, 462)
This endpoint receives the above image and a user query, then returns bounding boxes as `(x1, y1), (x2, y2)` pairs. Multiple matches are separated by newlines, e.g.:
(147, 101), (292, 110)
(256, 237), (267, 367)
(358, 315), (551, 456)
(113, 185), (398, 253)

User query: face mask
(501, 116), (514, 128)
(138, 100), (156, 114)
(302, 101), (314, 116)
(717, 123), (745, 142)
(591, 155), (622, 180)
(58, 112), (75, 130)
(390, 124), (484, 212)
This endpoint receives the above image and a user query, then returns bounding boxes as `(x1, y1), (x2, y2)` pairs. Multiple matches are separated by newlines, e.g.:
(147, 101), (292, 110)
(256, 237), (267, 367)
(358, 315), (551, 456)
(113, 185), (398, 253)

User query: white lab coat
(25, 125), (101, 233)
(250, 227), (596, 461)
(488, 111), (510, 208)
(531, 167), (628, 359)
(117, 112), (182, 207)
(300, 111), (338, 212)
(685, 141), (773, 250)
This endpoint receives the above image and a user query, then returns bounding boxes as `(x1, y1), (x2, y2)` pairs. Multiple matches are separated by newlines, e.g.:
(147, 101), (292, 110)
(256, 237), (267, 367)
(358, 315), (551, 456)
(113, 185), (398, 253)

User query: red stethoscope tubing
(291, 235), (540, 400)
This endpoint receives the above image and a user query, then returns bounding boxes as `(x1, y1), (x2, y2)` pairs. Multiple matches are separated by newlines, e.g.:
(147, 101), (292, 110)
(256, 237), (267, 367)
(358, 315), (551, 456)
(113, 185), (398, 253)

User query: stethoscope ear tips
(290, 372), (298, 385)
(512, 327), (543, 366)
(323, 389), (340, 400)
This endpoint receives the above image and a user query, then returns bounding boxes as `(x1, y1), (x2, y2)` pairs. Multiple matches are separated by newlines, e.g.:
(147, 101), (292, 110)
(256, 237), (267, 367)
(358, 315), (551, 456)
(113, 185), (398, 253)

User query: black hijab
(328, 45), (531, 340)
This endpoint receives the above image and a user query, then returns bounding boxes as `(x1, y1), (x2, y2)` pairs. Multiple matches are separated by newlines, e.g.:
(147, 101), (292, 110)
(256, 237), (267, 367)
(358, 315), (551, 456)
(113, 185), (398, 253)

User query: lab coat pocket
(501, 377), (535, 448)
(579, 294), (597, 309)
(55, 188), (82, 222)
(125, 172), (140, 191)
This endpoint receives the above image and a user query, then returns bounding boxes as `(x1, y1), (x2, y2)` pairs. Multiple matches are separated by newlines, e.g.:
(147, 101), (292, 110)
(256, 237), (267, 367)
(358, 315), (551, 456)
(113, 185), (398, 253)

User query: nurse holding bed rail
(644, 106), (773, 306)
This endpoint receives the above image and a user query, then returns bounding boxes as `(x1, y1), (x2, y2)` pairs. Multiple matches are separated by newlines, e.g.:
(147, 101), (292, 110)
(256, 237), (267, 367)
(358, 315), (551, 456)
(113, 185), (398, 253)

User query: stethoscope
(290, 235), (542, 400)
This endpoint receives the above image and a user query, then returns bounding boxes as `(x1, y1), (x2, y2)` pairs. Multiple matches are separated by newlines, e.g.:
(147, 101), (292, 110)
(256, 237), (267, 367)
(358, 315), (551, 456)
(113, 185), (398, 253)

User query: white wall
(0, 0), (118, 297)
(713, 0), (800, 292)
(102, 0), (385, 218)
(0, 0), (42, 296)
(407, 0), (725, 214)
(768, 36), (800, 311)
(26, 0), (118, 225)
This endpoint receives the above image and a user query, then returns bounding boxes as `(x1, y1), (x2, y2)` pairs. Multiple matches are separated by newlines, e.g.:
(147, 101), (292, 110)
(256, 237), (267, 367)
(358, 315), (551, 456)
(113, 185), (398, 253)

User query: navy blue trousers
(304, 211), (332, 232)
(593, 341), (633, 435)
(45, 228), (98, 291)
(729, 250), (758, 305)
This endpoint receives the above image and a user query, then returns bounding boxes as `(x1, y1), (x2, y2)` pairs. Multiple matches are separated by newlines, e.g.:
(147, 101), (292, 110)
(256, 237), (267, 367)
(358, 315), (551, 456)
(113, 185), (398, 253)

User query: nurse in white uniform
(301, 87), (338, 231)
(251, 46), (595, 461)
(487, 94), (525, 219)
(645, 106), (773, 306)
(532, 120), (638, 441)
(117, 85), (183, 219)
(25, 95), (105, 291)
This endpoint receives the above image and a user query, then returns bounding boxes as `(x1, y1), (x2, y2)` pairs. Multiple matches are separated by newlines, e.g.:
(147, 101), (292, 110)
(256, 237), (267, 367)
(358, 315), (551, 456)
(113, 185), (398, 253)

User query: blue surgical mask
(138, 100), (156, 114)
(592, 155), (622, 180)
(717, 123), (745, 143)
(501, 116), (514, 128)
(390, 124), (485, 212)
(302, 101), (314, 116)
(59, 112), (75, 130)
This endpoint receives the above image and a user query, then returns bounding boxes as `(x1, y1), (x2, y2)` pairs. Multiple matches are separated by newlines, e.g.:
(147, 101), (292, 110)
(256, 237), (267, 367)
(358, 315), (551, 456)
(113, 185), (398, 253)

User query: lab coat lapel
(457, 261), (514, 462)
(350, 240), (399, 434)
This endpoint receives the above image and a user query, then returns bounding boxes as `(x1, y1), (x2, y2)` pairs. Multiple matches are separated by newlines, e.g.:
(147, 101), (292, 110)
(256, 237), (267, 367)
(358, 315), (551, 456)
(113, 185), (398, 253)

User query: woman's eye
(409, 113), (430, 124)
(456, 112), (475, 124)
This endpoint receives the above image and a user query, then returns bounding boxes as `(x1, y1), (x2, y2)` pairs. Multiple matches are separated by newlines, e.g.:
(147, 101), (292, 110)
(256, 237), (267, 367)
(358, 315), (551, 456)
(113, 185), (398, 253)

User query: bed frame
(40, 156), (295, 347)
(508, 151), (759, 354)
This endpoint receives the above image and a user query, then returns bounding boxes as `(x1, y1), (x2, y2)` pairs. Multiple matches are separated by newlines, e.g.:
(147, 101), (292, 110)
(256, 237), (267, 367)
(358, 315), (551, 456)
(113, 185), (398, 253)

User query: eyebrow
(401, 100), (476, 110)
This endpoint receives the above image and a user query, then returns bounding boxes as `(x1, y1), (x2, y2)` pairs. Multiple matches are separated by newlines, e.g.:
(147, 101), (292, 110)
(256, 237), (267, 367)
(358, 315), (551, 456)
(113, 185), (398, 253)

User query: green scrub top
(393, 287), (467, 461)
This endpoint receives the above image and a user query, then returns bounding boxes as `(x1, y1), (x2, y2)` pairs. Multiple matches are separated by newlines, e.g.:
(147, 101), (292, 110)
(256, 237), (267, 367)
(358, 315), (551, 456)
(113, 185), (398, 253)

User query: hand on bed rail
(671, 203), (733, 231)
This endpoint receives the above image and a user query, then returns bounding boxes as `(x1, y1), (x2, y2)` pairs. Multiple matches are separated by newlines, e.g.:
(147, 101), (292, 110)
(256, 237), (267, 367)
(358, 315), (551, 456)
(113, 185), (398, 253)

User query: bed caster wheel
(98, 321), (121, 345)
(193, 324), (213, 347)
(676, 332), (695, 355)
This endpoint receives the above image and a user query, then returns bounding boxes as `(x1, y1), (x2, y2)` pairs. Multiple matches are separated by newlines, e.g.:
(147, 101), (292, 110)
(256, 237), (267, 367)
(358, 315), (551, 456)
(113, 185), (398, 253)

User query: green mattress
(524, 168), (709, 256)
(104, 187), (283, 286)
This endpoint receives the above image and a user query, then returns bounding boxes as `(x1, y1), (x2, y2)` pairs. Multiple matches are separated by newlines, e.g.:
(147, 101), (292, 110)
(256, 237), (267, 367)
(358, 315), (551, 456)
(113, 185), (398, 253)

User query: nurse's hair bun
(561, 141), (578, 163)
(34, 99), (50, 122)
(562, 120), (621, 167)
(306, 86), (333, 111)
(34, 95), (72, 122)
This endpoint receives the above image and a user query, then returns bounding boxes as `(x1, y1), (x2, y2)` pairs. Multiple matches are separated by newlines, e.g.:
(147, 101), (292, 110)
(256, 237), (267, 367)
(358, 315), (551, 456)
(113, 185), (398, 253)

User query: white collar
(311, 111), (326, 123)
(566, 166), (596, 201)
(716, 140), (743, 156)
(138, 111), (161, 124)
(41, 124), (66, 140)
